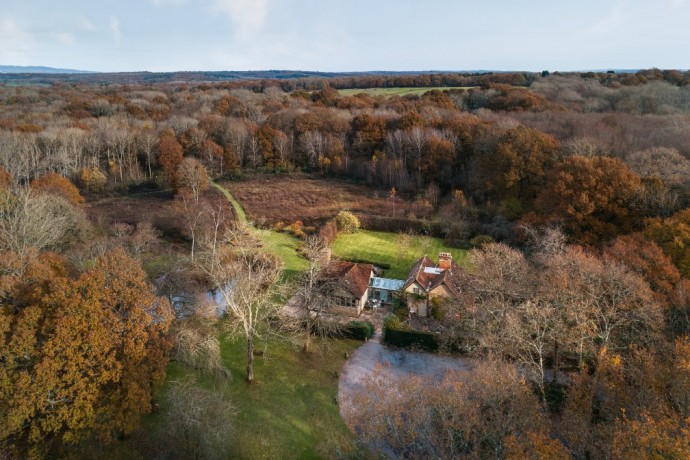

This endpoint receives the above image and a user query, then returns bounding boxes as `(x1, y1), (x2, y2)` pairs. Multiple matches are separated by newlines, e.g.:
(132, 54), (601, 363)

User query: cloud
(212, 0), (268, 39)
(110, 16), (121, 46)
(80, 18), (97, 32)
(0, 19), (34, 64)
(55, 31), (76, 45)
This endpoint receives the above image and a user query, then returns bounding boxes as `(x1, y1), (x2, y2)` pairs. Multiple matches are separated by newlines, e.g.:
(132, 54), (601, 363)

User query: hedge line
(357, 215), (447, 238)
(383, 323), (439, 352)
(343, 321), (375, 341)
(341, 257), (391, 269)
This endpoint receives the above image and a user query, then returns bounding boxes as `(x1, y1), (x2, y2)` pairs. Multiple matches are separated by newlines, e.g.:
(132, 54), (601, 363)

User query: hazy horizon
(1, 0), (689, 73)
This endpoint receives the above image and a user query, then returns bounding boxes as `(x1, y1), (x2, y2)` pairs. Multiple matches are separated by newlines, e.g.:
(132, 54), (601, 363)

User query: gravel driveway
(338, 329), (474, 426)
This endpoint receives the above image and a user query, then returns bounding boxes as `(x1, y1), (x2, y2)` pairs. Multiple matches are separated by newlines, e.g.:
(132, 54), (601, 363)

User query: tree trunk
(304, 323), (312, 353)
(552, 339), (559, 384)
(246, 334), (254, 383)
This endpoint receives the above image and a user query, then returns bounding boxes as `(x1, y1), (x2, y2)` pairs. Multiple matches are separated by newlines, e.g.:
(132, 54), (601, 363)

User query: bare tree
(287, 236), (343, 353)
(198, 224), (283, 382)
(159, 378), (234, 460)
(0, 187), (88, 260)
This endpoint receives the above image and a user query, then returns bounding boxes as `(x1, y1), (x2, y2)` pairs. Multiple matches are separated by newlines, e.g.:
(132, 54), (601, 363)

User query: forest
(1, 68), (690, 459)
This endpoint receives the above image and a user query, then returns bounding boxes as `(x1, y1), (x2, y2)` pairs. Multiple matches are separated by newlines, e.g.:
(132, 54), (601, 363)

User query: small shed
(369, 277), (405, 304)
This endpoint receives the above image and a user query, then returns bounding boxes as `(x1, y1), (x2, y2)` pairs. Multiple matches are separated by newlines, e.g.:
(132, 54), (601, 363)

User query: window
(413, 287), (421, 294)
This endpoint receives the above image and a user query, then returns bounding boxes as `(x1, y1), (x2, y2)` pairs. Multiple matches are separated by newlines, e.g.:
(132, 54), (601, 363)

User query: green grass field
(338, 86), (474, 98)
(331, 229), (467, 279)
(157, 336), (360, 459)
(256, 229), (307, 280)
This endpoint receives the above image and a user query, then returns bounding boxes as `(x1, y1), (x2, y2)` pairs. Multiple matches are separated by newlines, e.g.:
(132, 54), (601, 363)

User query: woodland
(1, 68), (690, 459)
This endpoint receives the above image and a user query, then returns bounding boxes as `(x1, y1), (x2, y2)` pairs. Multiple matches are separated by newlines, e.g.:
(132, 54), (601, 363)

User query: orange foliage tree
(644, 208), (690, 278)
(30, 173), (84, 205)
(479, 125), (560, 206)
(157, 131), (184, 187)
(529, 155), (641, 245)
(0, 249), (173, 457)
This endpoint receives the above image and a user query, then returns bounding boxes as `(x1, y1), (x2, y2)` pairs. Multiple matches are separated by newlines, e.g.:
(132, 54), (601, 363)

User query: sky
(0, 0), (688, 72)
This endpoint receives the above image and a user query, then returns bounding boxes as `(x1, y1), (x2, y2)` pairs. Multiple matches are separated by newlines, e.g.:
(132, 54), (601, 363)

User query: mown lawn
(256, 229), (307, 280)
(338, 86), (474, 98)
(331, 229), (468, 279)
(158, 336), (361, 460)
(221, 336), (360, 459)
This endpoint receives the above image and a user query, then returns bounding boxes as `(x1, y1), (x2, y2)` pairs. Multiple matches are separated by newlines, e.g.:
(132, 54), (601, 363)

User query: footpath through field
(211, 181), (307, 278)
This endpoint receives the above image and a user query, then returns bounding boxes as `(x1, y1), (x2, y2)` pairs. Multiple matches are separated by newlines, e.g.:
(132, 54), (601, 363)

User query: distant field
(331, 229), (467, 279)
(338, 86), (474, 97)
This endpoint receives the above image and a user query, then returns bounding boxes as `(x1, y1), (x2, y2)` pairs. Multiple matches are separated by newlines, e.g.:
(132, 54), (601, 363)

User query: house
(403, 252), (458, 317)
(320, 260), (374, 317)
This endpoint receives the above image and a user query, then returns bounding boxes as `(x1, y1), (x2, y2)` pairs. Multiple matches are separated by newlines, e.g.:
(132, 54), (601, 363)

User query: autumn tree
(530, 155), (641, 245)
(478, 125), (560, 206)
(30, 173), (84, 205)
(644, 208), (690, 278)
(604, 233), (681, 303)
(176, 157), (209, 203)
(349, 113), (387, 156)
(0, 166), (13, 190)
(200, 138), (225, 176)
(157, 130), (184, 187)
(0, 249), (173, 457)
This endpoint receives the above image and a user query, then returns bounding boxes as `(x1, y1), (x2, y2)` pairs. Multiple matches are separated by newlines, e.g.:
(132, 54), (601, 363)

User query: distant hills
(0, 65), (94, 74)
(0, 66), (653, 86)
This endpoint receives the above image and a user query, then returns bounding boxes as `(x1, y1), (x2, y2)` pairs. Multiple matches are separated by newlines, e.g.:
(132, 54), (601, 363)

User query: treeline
(1, 72), (690, 250)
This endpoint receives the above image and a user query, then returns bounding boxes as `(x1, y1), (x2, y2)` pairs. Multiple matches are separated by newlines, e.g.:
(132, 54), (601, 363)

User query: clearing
(331, 229), (467, 279)
(338, 86), (474, 98)
(222, 175), (412, 226)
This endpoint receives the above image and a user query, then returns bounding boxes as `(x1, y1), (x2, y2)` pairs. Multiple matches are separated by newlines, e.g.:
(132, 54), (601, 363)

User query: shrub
(318, 219), (338, 246)
(344, 321), (375, 341)
(78, 167), (107, 193)
(335, 210), (360, 234)
(341, 257), (391, 270)
(383, 313), (401, 331)
(392, 295), (409, 321)
(383, 324), (439, 352)
(430, 297), (445, 321)
(470, 234), (494, 248)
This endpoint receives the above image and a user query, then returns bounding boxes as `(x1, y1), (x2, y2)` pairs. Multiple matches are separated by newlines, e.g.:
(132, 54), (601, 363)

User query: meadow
(338, 86), (474, 97)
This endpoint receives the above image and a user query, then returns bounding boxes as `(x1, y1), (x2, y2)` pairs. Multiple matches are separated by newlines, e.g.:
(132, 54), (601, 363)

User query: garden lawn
(331, 229), (468, 279)
(218, 336), (361, 459)
(256, 229), (307, 280)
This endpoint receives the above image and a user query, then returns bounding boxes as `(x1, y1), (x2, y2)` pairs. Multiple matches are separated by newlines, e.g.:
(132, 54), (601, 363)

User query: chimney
(438, 252), (452, 270)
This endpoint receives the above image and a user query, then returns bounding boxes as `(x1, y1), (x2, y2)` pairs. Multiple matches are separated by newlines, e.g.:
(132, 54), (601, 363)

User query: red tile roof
(403, 255), (458, 294)
(321, 261), (373, 298)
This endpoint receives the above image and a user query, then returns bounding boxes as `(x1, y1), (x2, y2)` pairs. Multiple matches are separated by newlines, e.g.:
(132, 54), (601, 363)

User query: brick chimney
(438, 252), (452, 270)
